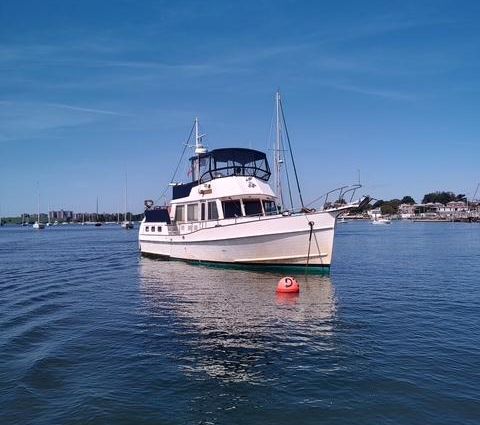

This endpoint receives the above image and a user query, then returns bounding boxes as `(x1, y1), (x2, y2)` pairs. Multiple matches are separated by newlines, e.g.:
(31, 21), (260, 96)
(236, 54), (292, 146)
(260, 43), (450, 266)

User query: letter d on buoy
(276, 276), (300, 293)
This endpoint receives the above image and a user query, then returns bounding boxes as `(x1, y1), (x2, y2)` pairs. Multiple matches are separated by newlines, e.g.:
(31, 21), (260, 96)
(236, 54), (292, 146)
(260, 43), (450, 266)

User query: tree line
(372, 192), (468, 215)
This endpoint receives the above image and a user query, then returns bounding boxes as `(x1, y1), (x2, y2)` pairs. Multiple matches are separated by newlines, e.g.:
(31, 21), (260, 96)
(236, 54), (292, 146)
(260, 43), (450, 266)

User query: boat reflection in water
(139, 258), (338, 384)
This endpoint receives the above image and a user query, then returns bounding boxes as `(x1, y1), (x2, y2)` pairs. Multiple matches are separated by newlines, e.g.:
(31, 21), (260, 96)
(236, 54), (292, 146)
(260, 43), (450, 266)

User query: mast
(124, 172), (128, 222)
(278, 93), (305, 209)
(473, 183), (479, 202)
(37, 183), (40, 223)
(274, 91), (283, 209)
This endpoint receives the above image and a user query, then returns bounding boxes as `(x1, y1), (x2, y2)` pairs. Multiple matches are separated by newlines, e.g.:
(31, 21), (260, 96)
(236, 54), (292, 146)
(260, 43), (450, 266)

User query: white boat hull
(372, 219), (391, 225)
(139, 210), (339, 269)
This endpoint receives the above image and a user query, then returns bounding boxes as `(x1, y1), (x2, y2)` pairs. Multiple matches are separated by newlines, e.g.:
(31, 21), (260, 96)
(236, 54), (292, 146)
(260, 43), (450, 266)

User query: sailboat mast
(124, 172), (128, 222)
(37, 184), (40, 223)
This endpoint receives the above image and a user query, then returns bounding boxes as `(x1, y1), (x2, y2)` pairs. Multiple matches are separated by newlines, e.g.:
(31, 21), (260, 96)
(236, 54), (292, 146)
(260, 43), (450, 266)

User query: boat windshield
(190, 148), (271, 183)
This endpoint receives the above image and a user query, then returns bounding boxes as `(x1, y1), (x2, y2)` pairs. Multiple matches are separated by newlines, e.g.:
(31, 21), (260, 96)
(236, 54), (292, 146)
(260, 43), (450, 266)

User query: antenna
(193, 117), (207, 182)
(194, 117), (207, 155)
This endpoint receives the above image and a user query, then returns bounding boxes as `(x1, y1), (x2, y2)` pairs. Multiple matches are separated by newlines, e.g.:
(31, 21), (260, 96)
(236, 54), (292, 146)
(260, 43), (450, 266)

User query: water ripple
(0, 224), (479, 424)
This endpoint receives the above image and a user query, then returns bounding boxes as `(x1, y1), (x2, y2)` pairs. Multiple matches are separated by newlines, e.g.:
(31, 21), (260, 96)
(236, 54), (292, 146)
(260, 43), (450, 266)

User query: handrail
(305, 184), (363, 210)
(199, 165), (270, 184)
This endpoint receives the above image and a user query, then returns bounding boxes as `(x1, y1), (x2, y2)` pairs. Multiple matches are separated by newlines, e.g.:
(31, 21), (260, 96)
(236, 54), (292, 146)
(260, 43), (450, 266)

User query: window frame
(243, 199), (263, 216)
(222, 200), (242, 219)
(187, 203), (199, 222)
(208, 201), (219, 220)
(174, 205), (185, 222)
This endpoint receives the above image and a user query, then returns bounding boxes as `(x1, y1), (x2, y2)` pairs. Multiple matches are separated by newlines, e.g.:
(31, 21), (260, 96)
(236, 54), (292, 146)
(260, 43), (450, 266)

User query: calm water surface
(0, 222), (479, 424)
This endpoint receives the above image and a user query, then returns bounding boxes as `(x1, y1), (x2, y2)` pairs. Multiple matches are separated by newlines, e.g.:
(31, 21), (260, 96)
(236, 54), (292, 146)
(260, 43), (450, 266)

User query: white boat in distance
(33, 183), (45, 230)
(139, 94), (368, 270)
(121, 172), (134, 229)
(372, 218), (391, 225)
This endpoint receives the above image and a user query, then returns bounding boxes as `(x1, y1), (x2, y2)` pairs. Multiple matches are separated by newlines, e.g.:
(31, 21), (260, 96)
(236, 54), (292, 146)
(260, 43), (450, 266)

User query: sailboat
(137, 92), (368, 270)
(94, 197), (102, 226)
(45, 203), (52, 226)
(121, 172), (134, 229)
(33, 185), (45, 230)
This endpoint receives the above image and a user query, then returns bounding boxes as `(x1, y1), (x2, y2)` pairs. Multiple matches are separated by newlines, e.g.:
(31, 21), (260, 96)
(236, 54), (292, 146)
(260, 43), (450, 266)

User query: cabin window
(187, 204), (198, 221)
(222, 200), (242, 218)
(243, 199), (263, 216)
(201, 203), (206, 220)
(208, 201), (218, 220)
(263, 200), (277, 215)
(157, 226), (162, 232)
(175, 205), (184, 222)
(145, 226), (149, 232)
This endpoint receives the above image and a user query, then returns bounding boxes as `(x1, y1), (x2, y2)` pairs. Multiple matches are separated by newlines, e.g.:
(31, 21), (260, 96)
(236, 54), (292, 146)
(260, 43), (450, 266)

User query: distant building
(414, 203), (443, 218)
(367, 208), (382, 219)
(438, 201), (468, 218)
(49, 210), (74, 221)
(73, 212), (89, 221)
(398, 203), (415, 219)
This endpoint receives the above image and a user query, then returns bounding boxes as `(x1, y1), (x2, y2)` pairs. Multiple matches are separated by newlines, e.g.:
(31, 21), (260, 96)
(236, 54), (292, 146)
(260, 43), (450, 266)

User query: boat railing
(199, 165), (270, 184)
(304, 184), (364, 211)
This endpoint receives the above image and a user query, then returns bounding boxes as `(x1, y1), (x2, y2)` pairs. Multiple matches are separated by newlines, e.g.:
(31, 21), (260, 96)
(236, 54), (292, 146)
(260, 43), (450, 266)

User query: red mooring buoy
(276, 276), (300, 293)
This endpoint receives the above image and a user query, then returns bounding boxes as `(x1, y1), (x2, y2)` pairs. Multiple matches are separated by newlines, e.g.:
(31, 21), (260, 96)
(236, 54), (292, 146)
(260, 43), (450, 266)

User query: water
(1, 222), (479, 424)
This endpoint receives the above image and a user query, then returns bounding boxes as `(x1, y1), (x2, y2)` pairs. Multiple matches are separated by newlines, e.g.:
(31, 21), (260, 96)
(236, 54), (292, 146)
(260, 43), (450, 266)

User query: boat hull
(139, 210), (338, 269)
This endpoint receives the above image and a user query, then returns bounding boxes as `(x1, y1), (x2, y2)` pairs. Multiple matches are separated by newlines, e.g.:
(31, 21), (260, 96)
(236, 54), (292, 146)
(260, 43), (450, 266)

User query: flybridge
(189, 148), (271, 184)
(172, 148), (271, 200)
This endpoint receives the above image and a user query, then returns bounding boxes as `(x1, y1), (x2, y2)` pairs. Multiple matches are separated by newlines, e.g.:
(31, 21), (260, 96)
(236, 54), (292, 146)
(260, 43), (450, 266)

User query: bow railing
(304, 184), (369, 211)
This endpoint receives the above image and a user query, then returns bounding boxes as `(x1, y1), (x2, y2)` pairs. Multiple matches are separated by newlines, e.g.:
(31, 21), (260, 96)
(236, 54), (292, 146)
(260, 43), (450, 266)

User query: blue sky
(1, 0), (480, 215)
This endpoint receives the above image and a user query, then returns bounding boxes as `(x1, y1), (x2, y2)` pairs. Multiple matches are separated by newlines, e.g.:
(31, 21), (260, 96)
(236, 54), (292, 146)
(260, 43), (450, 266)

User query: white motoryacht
(139, 94), (368, 271)
(372, 217), (391, 225)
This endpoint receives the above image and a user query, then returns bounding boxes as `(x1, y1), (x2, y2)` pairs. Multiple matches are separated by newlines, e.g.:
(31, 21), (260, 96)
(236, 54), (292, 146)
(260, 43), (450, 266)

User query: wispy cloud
(305, 14), (456, 46)
(46, 102), (131, 116)
(322, 82), (416, 101)
(0, 101), (127, 142)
